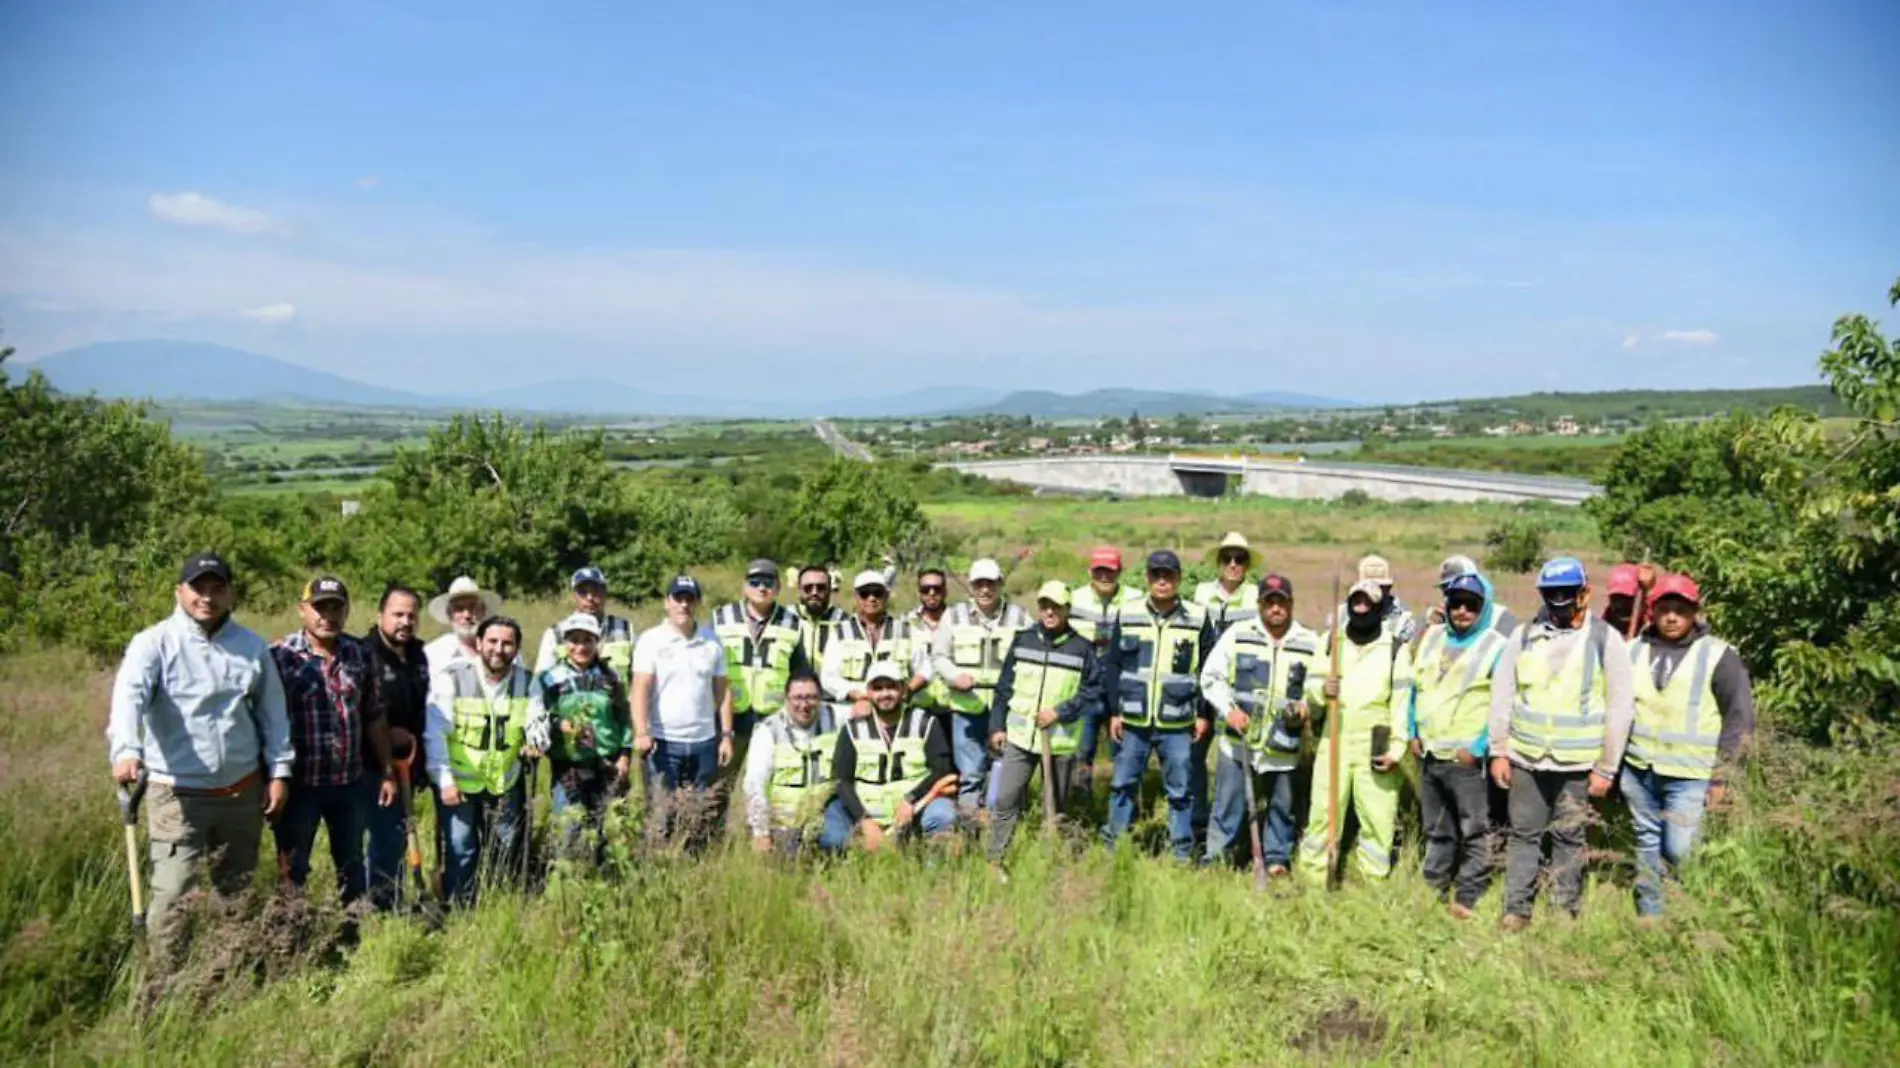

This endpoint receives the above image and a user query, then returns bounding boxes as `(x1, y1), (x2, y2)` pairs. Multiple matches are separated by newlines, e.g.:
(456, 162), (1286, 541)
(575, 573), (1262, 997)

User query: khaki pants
(146, 778), (264, 967)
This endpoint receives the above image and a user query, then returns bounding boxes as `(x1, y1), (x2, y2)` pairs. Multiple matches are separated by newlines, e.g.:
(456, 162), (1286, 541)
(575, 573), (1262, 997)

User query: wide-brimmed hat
(429, 576), (503, 624)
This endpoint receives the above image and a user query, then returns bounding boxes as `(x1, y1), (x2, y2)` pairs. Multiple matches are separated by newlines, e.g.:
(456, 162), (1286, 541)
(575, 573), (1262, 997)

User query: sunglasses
(799, 583), (830, 593)
(746, 576), (777, 589)
(1218, 552), (1249, 566)
(918, 584), (947, 595)
(856, 588), (889, 598)
(1446, 595), (1484, 613)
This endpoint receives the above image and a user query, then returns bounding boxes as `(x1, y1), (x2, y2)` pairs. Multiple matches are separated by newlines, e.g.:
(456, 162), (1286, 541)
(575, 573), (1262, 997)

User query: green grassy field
(3, 497), (1894, 1065)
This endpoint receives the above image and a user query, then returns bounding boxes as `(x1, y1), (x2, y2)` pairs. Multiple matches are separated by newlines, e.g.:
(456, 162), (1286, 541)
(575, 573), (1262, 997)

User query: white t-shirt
(632, 621), (727, 744)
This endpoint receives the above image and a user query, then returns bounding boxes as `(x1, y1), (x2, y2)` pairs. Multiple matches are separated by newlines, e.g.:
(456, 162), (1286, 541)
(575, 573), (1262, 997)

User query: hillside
(26, 340), (431, 408)
(1434, 385), (1843, 421)
(945, 387), (1354, 419)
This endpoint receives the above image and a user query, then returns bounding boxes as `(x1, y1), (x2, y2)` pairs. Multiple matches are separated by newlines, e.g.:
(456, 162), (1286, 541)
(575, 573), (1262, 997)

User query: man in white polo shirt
(631, 575), (734, 847)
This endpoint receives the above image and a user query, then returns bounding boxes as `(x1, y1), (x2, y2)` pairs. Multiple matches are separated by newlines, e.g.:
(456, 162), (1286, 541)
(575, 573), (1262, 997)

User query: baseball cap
(1258, 573), (1294, 601)
(570, 566), (608, 591)
(865, 660), (907, 685)
(1035, 580), (1071, 607)
(1442, 574), (1486, 600)
(1650, 572), (1701, 606)
(1357, 554), (1394, 585)
(1437, 554), (1479, 587)
(300, 575), (349, 604)
(745, 559), (780, 581)
(666, 575), (702, 600)
(1089, 546), (1123, 571)
(852, 569), (889, 593)
(557, 612), (602, 639)
(1346, 578), (1385, 604)
(179, 551), (232, 585)
(1146, 549), (1182, 573)
(968, 558), (1004, 583)
(1606, 563), (1640, 597)
(1535, 557), (1588, 590)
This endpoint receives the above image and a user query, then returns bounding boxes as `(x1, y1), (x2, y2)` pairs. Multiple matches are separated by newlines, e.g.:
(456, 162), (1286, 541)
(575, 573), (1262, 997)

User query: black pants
(1419, 755), (1494, 908)
(1504, 768), (1592, 918)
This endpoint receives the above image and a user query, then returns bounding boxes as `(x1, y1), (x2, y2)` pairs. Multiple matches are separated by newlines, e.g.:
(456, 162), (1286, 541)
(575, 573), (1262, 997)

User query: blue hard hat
(1443, 573), (1486, 599)
(1535, 556), (1587, 590)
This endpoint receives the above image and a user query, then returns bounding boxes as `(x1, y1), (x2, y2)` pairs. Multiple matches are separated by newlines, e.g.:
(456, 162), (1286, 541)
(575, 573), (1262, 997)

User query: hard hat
(1649, 573), (1701, 606)
(1535, 557), (1588, 590)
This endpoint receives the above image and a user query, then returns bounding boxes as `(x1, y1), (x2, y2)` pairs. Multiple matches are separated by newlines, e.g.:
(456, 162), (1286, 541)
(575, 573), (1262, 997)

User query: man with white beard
(425, 576), (506, 672)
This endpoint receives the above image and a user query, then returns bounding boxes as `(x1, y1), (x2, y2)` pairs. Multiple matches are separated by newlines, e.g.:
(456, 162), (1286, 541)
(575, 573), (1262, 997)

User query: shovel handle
(116, 767), (148, 826)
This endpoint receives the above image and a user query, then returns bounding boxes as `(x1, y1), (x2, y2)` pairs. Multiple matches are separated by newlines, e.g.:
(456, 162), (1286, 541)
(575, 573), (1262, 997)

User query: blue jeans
(1620, 764), (1711, 917)
(273, 778), (369, 904)
(1105, 726), (1195, 860)
(1189, 731), (1213, 836)
(647, 737), (721, 847)
(551, 768), (615, 863)
(816, 796), (959, 851)
(1204, 751), (1296, 869)
(362, 776), (407, 911)
(436, 785), (524, 908)
(948, 713), (992, 814)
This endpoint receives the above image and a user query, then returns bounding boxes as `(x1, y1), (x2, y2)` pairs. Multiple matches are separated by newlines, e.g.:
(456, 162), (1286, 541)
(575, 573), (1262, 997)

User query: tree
(1589, 276), (1900, 740)
(787, 458), (932, 572)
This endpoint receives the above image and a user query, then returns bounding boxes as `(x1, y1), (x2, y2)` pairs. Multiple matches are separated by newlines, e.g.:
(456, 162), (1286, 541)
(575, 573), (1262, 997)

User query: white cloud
(355, 176), (382, 190)
(239, 302), (297, 324)
(1658, 328), (1720, 346)
(146, 192), (284, 236)
(1621, 334), (1640, 350)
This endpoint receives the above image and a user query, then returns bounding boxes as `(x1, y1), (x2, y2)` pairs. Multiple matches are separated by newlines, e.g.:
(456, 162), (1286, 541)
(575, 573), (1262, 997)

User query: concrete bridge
(940, 454), (1598, 505)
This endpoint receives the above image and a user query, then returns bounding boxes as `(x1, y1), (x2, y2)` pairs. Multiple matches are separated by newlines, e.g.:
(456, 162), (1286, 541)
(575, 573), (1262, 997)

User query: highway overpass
(940, 454), (1597, 505)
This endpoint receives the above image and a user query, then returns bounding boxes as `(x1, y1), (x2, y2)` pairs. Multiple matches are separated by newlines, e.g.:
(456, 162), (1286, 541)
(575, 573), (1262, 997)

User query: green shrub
(1482, 517), (1549, 573)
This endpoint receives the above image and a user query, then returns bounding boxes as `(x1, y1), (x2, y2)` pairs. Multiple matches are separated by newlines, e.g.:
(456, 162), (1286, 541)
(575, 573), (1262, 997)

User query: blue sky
(1, 0), (1895, 404)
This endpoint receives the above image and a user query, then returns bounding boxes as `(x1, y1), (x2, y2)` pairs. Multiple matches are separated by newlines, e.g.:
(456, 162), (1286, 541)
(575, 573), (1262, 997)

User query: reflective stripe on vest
(597, 615), (634, 684)
(848, 709), (932, 825)
(943, 602), (1028, 715)
(446, 662), (531, 795)
(714, 603), (802, 718)
(1003, 632), (1088, 755)
(764, 709), (837, 825)
(1413, 625), (1503, 758)
(1626, 635), (1725, 779)
(797, 607), (843, 674)
(830, 617), (915, 699)
(1115, 602), (1207, 730)
(1221, 622), (1319, 771)
(1070, 584), (1141, 648)
(1194, 580), (1259, 634)
(1508, 618), (1609, 765)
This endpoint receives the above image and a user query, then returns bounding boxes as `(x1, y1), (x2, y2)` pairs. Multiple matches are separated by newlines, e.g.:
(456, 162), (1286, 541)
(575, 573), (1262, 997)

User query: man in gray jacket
(106, 553), (293, 968)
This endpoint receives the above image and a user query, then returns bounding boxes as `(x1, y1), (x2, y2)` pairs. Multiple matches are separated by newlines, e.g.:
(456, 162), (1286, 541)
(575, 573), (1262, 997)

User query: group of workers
(106, 536), (1755, 969)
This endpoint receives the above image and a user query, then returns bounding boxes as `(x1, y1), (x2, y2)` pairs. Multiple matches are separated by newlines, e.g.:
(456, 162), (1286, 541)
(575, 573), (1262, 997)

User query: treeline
(0, 361), (981, 661)
(1355, 438), (1620, 479)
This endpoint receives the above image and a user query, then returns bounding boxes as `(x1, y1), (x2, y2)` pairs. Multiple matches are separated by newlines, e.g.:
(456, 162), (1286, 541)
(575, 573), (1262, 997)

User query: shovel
(115, 768), (149, 931)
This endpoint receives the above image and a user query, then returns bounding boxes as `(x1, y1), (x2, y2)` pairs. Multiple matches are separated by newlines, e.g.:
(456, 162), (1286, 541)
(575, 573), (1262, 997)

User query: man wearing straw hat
(424, 576), (507, 674)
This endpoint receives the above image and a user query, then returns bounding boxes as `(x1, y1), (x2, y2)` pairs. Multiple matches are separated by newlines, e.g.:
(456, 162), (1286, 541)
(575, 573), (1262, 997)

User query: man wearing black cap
(710, 559), (809, 828)
(533, 565), (636, 683)
(108, 552), (294, 968)
(1102, 550), (1217, 861)
(271, 576), (395, 905)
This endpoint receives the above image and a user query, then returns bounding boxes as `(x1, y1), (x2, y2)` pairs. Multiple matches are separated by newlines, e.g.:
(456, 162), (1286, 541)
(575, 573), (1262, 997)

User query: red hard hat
(1089, 546), (1122, 570)
(1649, 572), (1701, 606)
(1607, 563), (1640, 597)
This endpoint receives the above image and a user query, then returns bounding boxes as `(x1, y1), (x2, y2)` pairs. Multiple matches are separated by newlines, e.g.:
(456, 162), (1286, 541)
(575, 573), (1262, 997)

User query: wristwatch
(721, 730), (736, 740)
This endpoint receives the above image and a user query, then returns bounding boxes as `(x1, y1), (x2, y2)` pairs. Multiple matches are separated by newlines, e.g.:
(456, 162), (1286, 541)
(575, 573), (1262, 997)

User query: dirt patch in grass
(1288, 998), (1389, 1054)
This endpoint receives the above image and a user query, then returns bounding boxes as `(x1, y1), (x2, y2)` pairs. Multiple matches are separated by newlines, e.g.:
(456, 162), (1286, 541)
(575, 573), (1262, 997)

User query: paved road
(812, 418), (873, 461)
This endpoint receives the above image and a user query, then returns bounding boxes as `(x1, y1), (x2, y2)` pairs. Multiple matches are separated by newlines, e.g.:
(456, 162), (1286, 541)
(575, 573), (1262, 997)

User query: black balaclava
(1346, 597), (1382, 644)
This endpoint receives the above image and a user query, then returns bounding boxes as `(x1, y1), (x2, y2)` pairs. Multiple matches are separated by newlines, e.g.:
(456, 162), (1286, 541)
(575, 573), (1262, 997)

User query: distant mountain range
(21, 340), (1360, 418)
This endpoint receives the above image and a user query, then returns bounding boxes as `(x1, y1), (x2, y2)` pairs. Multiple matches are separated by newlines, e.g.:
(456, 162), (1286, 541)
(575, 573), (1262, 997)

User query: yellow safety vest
(1626, 635), (1729, 780)
(763, 709), (838, 827)
(1219, 620), (1321, 772)
(445, 661), (533, 796)
(847, 709), (933, 826)
(1411, 624), (1505, 759)
(795, 605), (844, 679)
(1002, 628), (1090, 755)
(1070, 583), (1143, 650)
(1194, 579), (1260, 633)
(713, 603), (802, 718)
(1113, 601), (1209, 730)
(1321, 627), (1414, 759)
(828, 616), (917, 698)
(1508, 618), (1611, 766)
(940, 602), (1029, 715)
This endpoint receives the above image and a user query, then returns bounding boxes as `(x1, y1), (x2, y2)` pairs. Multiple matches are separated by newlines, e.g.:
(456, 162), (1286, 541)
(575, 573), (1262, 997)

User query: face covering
(1345, 604), (1383, 643)
(1543, 596), (1580, 629)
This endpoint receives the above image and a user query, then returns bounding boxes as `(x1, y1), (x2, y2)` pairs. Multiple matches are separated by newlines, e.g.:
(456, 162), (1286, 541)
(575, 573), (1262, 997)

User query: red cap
(1649, 572), (1701, 606)
(1088, 546), (1123, 571)
(1607, 563), (1640, 597)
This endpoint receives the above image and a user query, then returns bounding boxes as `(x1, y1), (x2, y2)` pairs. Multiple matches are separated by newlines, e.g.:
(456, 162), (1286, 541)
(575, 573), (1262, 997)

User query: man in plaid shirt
(272, 575), (395, 904)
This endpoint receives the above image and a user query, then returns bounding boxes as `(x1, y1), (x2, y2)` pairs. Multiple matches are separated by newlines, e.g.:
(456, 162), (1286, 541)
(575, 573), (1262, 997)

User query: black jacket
(363, 627), (430, 772)
(987, 623), (1106, 737)
(829, 710), (955, 824)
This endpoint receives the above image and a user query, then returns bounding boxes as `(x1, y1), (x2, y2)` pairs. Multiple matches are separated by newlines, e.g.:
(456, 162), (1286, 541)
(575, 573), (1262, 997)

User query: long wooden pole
(1326, 573), (1344, 889)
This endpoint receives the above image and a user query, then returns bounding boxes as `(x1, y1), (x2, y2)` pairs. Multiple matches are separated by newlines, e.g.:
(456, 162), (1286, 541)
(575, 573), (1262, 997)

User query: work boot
(1447, 902), (1475, 921)
(1500, 913), (1531, 933)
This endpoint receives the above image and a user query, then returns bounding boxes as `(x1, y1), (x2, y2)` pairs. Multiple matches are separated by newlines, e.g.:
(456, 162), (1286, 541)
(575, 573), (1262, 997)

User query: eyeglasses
(746, 577), (777, 589)
(799, 583), (830, 593)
